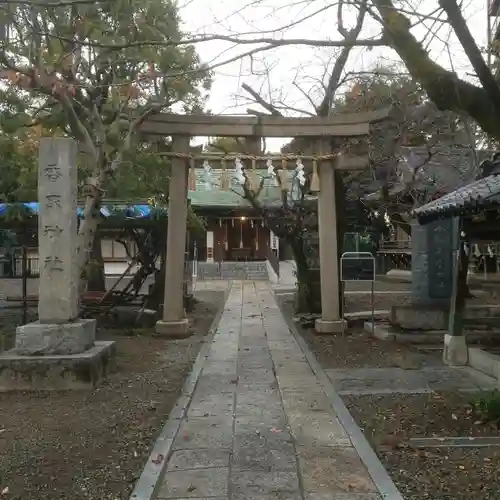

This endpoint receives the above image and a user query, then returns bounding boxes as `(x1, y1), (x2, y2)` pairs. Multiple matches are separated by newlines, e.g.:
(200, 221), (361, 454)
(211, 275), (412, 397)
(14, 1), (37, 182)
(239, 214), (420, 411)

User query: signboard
(340, 252), (375, 282)
(270, 231), (278, 250)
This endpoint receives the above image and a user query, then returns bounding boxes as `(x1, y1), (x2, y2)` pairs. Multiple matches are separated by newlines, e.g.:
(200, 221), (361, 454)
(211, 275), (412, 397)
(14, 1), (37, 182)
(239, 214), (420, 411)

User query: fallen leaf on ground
(380, 435), (406, 449)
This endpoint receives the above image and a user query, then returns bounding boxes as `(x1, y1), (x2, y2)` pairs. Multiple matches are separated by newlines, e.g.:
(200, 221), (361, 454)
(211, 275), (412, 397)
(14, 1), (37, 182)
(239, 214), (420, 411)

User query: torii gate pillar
(315, 140), (346, 334)
(155, 135), (191, 337)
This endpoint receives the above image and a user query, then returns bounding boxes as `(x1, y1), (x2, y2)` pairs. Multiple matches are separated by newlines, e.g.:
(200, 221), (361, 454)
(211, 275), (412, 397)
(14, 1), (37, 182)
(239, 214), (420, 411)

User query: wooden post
(155, 135), (191, 337)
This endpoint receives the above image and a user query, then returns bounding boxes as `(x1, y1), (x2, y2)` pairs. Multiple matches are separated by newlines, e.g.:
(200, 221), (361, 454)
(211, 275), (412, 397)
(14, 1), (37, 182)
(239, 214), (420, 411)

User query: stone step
(196, 261), (269, 281)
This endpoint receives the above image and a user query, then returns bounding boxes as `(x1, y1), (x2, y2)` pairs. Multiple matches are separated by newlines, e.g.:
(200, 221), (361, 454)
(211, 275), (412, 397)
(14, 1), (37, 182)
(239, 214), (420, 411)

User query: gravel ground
(0, 290), (226, 500)
(344, 279), (411, 292)
(277, 281), (500, 500)
(278, 293), (425, 369)
(344, 392), (500, 500)
(344, 292), (412, 313)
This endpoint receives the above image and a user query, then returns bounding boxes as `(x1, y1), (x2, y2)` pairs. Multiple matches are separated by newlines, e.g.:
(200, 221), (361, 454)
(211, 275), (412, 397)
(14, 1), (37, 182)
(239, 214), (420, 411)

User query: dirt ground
(280, 295), (433, 369)
(344, 392), (500, 500)
(0, 290), (226, 500)
(277, 280), (500, 500)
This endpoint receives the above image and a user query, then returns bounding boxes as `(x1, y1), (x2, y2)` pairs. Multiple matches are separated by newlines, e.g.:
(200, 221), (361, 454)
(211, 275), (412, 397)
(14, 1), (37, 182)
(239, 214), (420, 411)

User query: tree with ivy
(0, 0), (211, 285)
(0, 130), (38, 203)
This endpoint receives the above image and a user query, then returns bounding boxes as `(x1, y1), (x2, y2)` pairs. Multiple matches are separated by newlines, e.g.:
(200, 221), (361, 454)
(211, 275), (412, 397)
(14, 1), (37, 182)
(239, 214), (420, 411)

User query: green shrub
(472, 389), (500, 426)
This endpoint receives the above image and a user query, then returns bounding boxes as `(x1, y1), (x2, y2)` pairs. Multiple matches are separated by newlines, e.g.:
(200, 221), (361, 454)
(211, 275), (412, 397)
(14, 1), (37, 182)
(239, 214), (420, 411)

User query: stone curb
(468, 346), (500, 381)
(363, 321), (396, 341)
(129, 287), (231, 500)
(345, 310), (389, 321)
(275, 292), (405, 500)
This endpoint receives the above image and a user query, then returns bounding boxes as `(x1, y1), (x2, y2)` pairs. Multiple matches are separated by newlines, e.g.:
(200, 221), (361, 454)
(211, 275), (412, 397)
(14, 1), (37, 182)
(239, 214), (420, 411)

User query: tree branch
(241, 82), (283, 117)
(57, 92), (97, 160)
(317, 0), (367, 117)
(438, 0), (500, 115)
(30, 30), (386, 51)
(370, 0), (500, 140)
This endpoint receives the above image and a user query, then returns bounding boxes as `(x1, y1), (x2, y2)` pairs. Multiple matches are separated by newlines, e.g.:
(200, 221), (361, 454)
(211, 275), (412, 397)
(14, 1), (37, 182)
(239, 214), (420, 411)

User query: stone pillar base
(13, 319), (96, 355)
(315, 318), (347, 335)
(155, 319), (191, 338)
(443, 334), (468, 366)
(0, 341), (115, 392)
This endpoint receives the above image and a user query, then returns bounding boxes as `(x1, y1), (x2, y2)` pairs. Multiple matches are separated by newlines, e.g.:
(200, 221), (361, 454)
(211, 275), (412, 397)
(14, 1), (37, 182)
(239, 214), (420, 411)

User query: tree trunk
(287, 235), (321, 314)
(77, 163), (106, 290)
(86, 231), (106, 292)
(145, 261), (165, 312)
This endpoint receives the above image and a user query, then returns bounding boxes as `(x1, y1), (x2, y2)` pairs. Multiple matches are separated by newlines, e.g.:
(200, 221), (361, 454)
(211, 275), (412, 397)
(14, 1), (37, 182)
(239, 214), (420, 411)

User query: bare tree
(3, 1), (491, 143)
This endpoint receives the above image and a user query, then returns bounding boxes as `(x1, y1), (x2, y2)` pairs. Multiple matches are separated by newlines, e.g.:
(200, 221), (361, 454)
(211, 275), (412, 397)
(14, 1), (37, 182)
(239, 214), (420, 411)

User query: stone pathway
(152, 281), (395, 500)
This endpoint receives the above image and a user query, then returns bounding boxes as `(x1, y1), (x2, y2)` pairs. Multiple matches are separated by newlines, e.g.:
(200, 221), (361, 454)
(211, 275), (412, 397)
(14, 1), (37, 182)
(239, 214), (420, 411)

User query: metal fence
(379, 239), (412, 251)
(0, 255), (39, 278)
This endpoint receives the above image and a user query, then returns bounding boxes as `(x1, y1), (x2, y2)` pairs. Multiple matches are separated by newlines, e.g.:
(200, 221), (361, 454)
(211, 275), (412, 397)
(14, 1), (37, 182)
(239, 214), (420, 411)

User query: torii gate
(139, 109), (391, 336)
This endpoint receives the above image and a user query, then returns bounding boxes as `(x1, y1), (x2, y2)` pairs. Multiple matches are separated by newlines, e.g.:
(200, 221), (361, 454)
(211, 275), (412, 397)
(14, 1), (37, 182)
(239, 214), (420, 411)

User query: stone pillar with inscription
(13, 138), (96, 355)
(0, 138), (115, 392)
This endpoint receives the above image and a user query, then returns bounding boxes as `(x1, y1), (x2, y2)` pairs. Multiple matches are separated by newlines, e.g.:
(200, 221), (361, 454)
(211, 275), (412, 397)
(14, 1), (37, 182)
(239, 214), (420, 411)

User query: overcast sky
(179, 0), (488, 148)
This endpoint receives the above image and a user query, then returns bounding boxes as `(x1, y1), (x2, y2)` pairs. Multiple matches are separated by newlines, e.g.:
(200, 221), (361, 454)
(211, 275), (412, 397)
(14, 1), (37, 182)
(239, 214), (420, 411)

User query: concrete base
(155, 318), (191, 338)
(315, 318), (347, 334)
(363, 321), (500, 345)
(391, 304), (500, 331)
(363, 321), (396, 341)
(0, 341), (116, 392)
(391, 305), (447, 330)
(443, 334), (468, 366)
(13, 318), (96, 355)
(385, 269), (412, 282)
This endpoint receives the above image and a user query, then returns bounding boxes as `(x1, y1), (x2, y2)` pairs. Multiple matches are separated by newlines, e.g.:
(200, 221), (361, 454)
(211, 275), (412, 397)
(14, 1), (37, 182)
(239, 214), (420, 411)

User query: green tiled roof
(188, 168), (298, 208)
(413, 173), (500, 222)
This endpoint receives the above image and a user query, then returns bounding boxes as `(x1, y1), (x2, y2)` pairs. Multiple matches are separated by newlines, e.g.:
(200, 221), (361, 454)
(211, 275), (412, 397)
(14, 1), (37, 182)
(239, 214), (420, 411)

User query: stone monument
(390, 217), (460, 330)
(0, 138), (115, 391)
(411, 218), (459, 306)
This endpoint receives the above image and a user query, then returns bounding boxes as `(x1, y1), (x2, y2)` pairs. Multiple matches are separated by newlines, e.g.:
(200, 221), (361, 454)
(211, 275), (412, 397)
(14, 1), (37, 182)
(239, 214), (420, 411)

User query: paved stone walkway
(155, 281), (386, 500)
